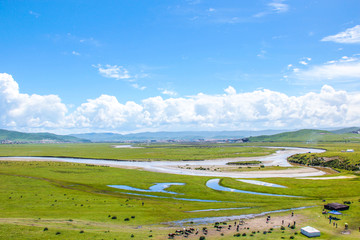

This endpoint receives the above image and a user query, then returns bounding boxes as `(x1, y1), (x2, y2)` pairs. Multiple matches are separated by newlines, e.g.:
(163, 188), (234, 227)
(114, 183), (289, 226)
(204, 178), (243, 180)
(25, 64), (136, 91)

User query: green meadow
(0, 143), (359, 239)
(0, 143), (276, 161)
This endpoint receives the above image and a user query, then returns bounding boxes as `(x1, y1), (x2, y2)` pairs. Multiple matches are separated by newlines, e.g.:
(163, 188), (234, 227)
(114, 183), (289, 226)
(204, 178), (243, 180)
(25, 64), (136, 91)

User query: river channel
(0, 147), (325, 178)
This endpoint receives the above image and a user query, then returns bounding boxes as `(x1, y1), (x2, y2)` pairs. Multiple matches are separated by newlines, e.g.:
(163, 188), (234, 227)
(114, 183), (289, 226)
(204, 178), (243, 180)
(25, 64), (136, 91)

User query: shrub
(199, 236), (206, 240)
(43, 227), (48, 231)
(111, 216), (117, 219)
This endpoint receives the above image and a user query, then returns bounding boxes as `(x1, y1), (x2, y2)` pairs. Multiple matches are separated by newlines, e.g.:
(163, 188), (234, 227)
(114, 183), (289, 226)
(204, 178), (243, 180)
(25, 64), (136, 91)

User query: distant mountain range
(1, 127), (359, 143)
(70, 130), (287, 142)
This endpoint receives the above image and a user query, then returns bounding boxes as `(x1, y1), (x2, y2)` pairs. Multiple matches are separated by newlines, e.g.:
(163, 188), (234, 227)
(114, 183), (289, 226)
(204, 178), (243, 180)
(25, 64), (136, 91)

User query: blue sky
(1, 0), (360, 134)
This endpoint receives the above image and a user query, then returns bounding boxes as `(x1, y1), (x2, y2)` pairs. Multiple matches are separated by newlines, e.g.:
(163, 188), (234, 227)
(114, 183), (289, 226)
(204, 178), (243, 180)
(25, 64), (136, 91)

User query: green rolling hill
(249, 128), (360, 142)
(0, 129), (89, 143)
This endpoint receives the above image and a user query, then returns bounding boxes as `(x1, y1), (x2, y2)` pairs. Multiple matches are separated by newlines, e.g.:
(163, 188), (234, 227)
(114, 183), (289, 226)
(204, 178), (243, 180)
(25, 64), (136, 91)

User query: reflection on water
(206, 179), (300, 198)
(108, 182), (185, 194)
(171, 206), (314, 225)
(236, 179), (287, 188)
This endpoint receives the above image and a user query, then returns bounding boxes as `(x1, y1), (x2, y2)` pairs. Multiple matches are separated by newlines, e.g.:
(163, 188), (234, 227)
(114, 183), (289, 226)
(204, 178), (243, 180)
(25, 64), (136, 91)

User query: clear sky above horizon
(1, 0), (360, 134)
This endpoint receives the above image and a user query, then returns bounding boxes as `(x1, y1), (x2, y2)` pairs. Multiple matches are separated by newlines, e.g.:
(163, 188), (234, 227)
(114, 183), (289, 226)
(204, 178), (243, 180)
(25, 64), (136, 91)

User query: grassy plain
(0, 143), (276, 161)
(0, 143), (359, 239)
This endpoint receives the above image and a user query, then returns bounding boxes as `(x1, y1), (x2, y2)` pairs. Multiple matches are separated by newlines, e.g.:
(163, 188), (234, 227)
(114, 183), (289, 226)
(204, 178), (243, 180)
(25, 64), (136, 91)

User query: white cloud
(268, 0), (289, 13)
(0, 73), (68, 129)
(29, 10), (40, 18)
(224, 86), (236, 95)
(93, 64), (131, 80)
(257, 50), (267, 58)
(159, 88), (178, 96)
(299, 58), (311, 66)
(321, 25), (360, 44)
(254, 0), (289, 18)
(131, 83), (146, 90)
(72, 51), (80, 56)
(292, 55), (360, 81)
(2, 73), (360, 133)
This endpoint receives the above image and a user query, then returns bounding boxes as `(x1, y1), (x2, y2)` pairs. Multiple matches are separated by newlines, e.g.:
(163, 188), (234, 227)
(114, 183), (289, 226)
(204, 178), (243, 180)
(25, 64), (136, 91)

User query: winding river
(0, 147), (325, 178)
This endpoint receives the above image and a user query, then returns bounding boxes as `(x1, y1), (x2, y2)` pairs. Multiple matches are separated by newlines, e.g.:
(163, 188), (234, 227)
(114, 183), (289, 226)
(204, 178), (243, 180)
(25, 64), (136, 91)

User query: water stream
(108, 182), (185, 194)
(170, 206), (314, 225)
(206, 179), (301, 198)
(0, 147), (325, 178)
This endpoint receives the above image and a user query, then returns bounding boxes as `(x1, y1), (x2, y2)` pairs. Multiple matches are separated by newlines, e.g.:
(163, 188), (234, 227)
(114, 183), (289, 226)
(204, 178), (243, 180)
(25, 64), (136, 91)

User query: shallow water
(170, 206), (314, 225)
(206, 179), (300, 198)
(112, 145), (143, 148)
(236, 179), (287, 188)
(108, 182), (185, 194)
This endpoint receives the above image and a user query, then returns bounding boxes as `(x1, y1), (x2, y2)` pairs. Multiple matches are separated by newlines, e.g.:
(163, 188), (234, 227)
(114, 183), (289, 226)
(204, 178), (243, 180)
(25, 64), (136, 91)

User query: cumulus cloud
(0, 73), (68, 129)
(321, 25), (360, 44)
(2, 73), (360, 132)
